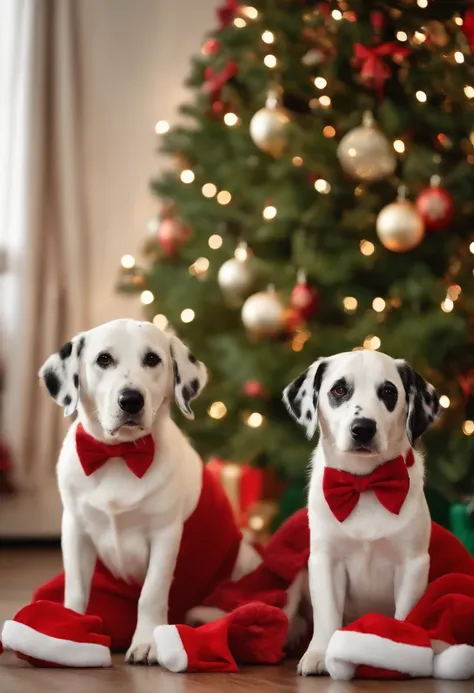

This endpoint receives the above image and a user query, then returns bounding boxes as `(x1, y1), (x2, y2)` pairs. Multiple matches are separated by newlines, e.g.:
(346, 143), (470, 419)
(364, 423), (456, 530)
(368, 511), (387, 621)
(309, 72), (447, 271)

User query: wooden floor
(0, 548), (472, 693)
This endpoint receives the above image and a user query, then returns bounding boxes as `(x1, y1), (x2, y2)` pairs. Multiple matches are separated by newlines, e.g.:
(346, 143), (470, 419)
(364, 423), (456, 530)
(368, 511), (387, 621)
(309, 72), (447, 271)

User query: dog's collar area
(75, 423), (155, 479)
(323, 449), (414, 523)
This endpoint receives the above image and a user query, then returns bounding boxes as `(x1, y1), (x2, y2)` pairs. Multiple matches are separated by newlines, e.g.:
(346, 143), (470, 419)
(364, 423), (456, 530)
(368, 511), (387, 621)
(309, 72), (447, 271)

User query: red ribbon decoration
(216, 0), (240, 28)
(352, 42), (410, 99)
(463, 9), (474, 52)
(203, 61), (238, 98)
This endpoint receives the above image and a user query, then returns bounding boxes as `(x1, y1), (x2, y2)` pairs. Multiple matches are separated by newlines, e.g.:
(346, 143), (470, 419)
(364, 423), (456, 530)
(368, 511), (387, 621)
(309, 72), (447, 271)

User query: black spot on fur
(188, 351), (197, 364)
(63, 395), (72, 407)
(44, 370), (60, 398)
(189, 378), (199, 397)
(306, 410), (312, 421)
(285, 370), (307, 419)
(328, 377), (354, 408)
(59, 341), (73, 360)
(397, 363), (439, 442)
(77, 337), (85, 357)
(73, 373), (79, 389)
(173, 359), (181, 385)
(313, 361), (328, 409)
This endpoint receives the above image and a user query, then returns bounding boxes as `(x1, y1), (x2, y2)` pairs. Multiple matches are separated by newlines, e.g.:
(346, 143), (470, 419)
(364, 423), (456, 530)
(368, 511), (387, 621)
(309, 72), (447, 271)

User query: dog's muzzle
(118, 389), (145, 416)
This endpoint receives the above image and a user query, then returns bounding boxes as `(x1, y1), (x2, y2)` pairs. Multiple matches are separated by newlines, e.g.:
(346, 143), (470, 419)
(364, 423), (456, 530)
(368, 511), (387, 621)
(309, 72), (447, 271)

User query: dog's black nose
(118, 389), (144, 415)
(351, 417), (377, 444)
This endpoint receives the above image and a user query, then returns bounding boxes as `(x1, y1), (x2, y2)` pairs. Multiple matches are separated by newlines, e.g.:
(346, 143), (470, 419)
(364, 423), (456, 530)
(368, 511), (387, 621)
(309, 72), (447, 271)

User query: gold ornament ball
(217, 257), (255, 301)
(241, 288), (286, 337)
(376, 200), (425, 252)
(250, 91), (291, 157)
(337, 111), (397, 182)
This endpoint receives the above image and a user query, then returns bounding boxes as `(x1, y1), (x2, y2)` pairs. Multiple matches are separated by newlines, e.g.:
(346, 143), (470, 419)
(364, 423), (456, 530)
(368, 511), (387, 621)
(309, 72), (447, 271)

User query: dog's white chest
(343, 539), (397, 622)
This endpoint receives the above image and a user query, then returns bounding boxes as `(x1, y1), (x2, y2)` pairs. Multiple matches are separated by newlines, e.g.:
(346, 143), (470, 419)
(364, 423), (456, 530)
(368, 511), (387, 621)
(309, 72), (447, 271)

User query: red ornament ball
(243, 380), (268, 398)
(290, 279), (319, 319)
(157, 218), (191, 254)
(416, 179), (453, 232)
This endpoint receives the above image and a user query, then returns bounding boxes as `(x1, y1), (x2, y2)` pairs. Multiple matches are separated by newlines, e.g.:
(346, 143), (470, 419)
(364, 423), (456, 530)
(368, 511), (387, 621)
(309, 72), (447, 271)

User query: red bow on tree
(323, 450), (414, 523)
(75, 424), (155, 479)
(203, 61), (238, 98)
(217, 0), (240, 28)
(352, 42), (410, 98)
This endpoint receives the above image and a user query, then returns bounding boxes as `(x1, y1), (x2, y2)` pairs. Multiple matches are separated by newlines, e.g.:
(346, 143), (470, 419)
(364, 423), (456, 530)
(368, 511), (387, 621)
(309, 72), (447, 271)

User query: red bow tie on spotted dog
(75, 424), (155, 478)
(323, 449), (415, 523)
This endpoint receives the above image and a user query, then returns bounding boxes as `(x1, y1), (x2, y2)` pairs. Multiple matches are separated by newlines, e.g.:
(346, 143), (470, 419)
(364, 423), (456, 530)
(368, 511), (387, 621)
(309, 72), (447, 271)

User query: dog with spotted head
(282, 349), (440, 676)
(38, 318), (261, 665)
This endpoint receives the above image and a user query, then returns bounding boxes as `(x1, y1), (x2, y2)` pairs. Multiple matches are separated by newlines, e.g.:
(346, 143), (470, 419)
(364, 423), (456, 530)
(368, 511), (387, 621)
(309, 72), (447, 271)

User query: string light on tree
(343, 296), (358, 313)
(314, 77), (327, 89)
(292, 156), (303, 166)
(262, 30), (274, 44)
(319, 95), (331, 107)
(189, 257), (210, 278)
(441, 298), (454, 313)
(121, 254), (135, 269)
(314, 179), (331, 194)
(264, 55), (277, 68)
(417, 0), (428, 7)
(208, 234), (223, 249)
(331, 9), (342, 20)
(234, 17), (246, 28)
(372, 297), (386, 312)
(180, 308), (195, 323)
(416, 91), (427, 103)
(393, 139), (405, 153)
(250, 89), (291, 157)
(323, 126), (336, 138)
(360, 240), (375, 256)
(454, 51), (465, 64)
(202, 183), (217, 198)
(263, 205), (277, 220)
(141, 290), (154, 305)
(246, 412), (264, 428)
(463, 420), (474, 436)
(153, 314), (169, 330)
(337, 111), (396, 182)
(208, 402), (227, 419)
(376, 186), (425, 252)
(397, 31), (408, 42)
(363, 335), (381, 350)
(217, 190), (232, 205)
(224, 112), (240, 126)
(439, 395), (451, 409)
(242, 6), (258, 20)
(155, 120), (170, 134)
(465, 86), (474, 99)
(180, 169), (195, 184)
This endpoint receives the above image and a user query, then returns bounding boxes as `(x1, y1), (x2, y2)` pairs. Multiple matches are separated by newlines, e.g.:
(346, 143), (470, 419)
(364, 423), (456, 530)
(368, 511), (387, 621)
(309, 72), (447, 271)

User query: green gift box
(449, 503), (474, 556)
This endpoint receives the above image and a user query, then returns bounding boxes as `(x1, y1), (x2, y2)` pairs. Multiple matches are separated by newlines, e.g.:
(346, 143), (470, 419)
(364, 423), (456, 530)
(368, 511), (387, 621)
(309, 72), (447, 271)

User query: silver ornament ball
(376, 196), (425, 252)
(250, 91), (291, 158)
(218, 257), (255, 300)
(337, 111), (397, 182)
(241, 288), (286, 337)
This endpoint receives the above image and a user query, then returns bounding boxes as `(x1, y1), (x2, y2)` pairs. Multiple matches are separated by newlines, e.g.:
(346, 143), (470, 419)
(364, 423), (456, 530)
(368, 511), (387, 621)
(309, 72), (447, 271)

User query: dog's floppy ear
(169, 335), (208, 420)
(283, 358), (327, 439)
(396, 360), (440, 443)
(39, 334), (85, 417)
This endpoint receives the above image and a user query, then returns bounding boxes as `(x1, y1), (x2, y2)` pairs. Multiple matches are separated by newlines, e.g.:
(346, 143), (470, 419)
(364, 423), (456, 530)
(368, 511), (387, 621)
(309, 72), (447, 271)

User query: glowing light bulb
(224, 112), (239, 126)
(155, 120), (170, 134)
(208, 234), (223, 249)
(153, 314), (169, 330)
(416, 91), (427, 103)
(263, 205), (277, 220)
(372, 297), (386, 313)
(180, 169), (195, 184)
(247, 412), (263, 428)
(319, 95), (331, 107)
(439, 396), (450, 409)
(234, 244), (249, 262)
(314, 179), (331, 194)
(455, 16), (463, 27)
(360, 240), (375, 256)
(397, 31), (408, 42)
(262, 30), (274, 44)
(464, 86), (474, 99)
(180, 308), (195, 323)
(463, 420), (474, 435)
(208, 401), (227, 419)
(343, 297), (358, 313)
(193, 257), (210, 275)
(217, 190), (232, 205)
(202, 183), (217, 198)
(417, 0), (428, 7)
(243, 6), (258, 19)
(441, 298), (454, 313)
(264, 54), (277, 68)
(331, 9), (342, 20)
(234, 17), (246, 28)
(455, 51), (465, 64)
(393, 139), (405, 153)
(292, 156), (303, 166)
(323, 125), (336, 138)
(141, 290), (154, 305)
(363, 335), (381, 350)
(413, 31), (426, 44)
(121, 254), (135, 269)
(314, 77), (327, 89)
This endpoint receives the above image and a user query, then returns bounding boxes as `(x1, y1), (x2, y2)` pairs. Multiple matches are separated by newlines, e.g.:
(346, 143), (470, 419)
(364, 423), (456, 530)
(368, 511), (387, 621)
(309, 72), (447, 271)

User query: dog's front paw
(297, 648), (327, 676)
(125, 640), (158, 665)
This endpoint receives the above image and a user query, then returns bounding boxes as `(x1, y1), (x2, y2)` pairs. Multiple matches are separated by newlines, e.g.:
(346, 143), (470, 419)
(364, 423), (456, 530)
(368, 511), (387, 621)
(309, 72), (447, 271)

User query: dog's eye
(143, 351), (161, 368)
(382, 383), (397, 397)
(96, 352), (114, 369)
(331, 385), (347, 398)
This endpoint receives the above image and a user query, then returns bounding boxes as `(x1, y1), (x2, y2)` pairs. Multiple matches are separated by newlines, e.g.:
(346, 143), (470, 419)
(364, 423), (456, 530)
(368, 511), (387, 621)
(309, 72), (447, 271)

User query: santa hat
(154, 602), (288, 673)
(1, 601), (111, 667)
(325, 613), (434, 681)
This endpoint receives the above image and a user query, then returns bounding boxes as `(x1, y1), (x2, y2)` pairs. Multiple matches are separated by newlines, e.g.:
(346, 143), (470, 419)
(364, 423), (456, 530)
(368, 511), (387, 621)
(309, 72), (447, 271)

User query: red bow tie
(75, 424), (155, 478)
(323, 450), (414, 523)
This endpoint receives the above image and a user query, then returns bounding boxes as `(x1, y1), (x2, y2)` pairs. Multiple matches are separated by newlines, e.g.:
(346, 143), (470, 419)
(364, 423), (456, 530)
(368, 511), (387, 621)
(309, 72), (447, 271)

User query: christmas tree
(118, 1), (474, 522)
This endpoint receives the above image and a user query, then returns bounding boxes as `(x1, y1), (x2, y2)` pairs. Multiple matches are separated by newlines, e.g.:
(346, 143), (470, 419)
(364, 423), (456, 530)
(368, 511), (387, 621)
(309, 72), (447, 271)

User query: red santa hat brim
(326, 614), (433, 680)
(1, 620), (111, 668)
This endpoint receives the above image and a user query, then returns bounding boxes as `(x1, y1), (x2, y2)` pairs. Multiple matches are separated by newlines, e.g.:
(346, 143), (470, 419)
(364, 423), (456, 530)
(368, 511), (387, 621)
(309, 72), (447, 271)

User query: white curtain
(0, 0), (90, 488)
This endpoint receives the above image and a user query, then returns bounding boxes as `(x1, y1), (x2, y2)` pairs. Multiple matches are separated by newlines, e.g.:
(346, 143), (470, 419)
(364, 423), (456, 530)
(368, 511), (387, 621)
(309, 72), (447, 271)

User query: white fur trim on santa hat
(433, 645), (474, 680)
(326, 630), (433, 681)
(154, 624), (188, 673)
(1, 620), (111, 667)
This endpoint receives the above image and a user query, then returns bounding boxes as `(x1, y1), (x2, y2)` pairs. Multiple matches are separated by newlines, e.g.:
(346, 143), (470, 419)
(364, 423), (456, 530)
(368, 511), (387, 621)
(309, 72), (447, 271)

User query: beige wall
(80, 0), (218, 326)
